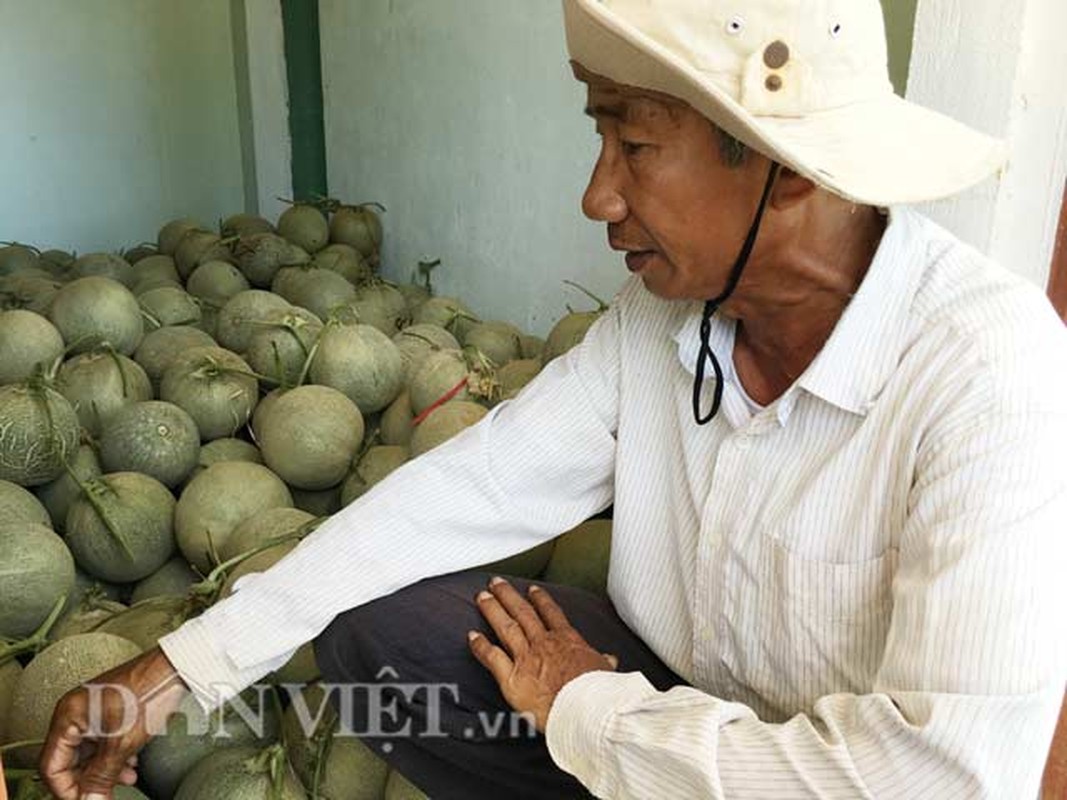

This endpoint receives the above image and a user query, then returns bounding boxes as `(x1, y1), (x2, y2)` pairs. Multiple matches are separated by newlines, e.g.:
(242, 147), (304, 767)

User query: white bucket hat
(563, 0), (1008, 206)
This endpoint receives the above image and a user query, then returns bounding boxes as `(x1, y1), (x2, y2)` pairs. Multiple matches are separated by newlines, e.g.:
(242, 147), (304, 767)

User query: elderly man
(43, 1), (1067, 798)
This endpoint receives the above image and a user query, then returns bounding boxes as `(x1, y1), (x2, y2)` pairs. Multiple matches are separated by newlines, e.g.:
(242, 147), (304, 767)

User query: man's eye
(621, 141), (649, 157)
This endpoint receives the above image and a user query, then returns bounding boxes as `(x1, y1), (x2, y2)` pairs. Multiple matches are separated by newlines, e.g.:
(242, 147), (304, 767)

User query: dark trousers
(314, 571), (686, 800)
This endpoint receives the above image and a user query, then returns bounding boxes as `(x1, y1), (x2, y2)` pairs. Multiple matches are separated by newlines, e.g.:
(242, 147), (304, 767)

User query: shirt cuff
(158, 614), (291, 713)
(545, 670), (660, 793)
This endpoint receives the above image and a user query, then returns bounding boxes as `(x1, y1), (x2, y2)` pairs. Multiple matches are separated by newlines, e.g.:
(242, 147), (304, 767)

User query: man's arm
(544, 403), (1067, 799)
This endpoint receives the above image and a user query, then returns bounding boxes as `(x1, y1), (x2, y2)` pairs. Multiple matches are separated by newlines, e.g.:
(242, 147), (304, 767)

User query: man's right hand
(40, 646), (189, 800)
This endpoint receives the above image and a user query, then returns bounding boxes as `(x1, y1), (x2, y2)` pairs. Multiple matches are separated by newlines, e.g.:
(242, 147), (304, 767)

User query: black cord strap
(692, 162), (781, 425)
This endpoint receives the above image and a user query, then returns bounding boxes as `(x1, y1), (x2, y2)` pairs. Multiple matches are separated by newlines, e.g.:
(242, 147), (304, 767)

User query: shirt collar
(672, 206), (928, 420)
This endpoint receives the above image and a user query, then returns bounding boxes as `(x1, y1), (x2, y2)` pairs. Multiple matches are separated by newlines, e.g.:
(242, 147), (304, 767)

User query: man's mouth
(624, 250), (656, 273)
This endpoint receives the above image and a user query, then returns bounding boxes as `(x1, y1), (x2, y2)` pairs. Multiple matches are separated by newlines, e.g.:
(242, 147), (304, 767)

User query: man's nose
(582, 154), (628, 223)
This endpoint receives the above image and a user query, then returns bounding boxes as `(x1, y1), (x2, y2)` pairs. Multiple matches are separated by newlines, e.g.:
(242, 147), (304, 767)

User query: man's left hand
(468, 577), (618, 732)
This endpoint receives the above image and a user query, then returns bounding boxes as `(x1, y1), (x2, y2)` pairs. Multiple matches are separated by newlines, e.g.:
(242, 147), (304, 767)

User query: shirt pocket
(719, 535), (896, 719)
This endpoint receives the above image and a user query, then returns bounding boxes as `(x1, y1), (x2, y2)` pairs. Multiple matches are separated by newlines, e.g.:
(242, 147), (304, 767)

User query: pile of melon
(0, 204), (612, 800)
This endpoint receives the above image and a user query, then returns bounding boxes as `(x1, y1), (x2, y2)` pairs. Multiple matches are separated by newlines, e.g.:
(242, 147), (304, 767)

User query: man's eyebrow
(584, 103), (628, 121)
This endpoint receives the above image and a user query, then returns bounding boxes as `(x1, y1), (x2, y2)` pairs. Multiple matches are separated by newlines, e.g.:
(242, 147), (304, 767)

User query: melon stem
(63, 467), (136, 562)
(0, 595), (66, 667)
(0, 739), (46, 755)
(562, 279), (610, 312)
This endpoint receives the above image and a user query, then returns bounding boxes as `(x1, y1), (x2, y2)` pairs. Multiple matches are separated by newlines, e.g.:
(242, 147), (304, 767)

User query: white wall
(0, 0), (247, 253)
(321, 0), (615, 336)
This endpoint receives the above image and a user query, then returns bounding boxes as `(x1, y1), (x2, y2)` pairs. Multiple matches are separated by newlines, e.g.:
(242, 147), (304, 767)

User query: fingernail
(477, 590), (493, 602)
(489, 576), (507, 586)
(468, 631), (480, 641)
(81, 794), (109, 800)
(528, 585), (542, 593)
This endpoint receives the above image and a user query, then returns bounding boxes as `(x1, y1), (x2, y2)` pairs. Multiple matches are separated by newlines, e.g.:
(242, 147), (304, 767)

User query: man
(42, 1), (1067, 798)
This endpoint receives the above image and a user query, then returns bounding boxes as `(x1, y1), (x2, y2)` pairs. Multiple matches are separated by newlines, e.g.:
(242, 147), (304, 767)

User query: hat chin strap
(692, 161), (781, 425)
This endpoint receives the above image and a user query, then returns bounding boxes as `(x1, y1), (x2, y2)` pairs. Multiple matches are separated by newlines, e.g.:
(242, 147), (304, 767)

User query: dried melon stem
(562, 279), (610, 312)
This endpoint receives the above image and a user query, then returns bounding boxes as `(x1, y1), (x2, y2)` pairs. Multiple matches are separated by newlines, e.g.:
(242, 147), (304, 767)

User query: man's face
(581, 76), (771, 302)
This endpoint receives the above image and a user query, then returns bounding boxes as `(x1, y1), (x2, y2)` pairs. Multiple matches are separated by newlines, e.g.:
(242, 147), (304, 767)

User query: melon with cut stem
(99, 401), (201, 488)
(0, 309), (64, 385)
(216, 289), (292, 354)
(49, 276), (144, 355)
(157, 218), (201, 256)
(245, 306), (322, 387)
(220, 506), (314, 561)
(413, 296), (480, 342)
(131, 557), (201, 604)
(232, 232), (310, 288)
(0, 522), (75, 639)
(33, 443), (99, 533)
(186, 437), (263, 485)
(65, 471), (176, 583)
(56, 350), (153, 437)
(175, 461), (292, 572)
(132, 254), (181, 285)
(309, 322), (404, 414)
(0, 383), (79, 486)
(393, 324), (460, 386)
(410, 401), (488, 457)
(160, 346), (259, 442)
(6, 633), (141, 767)
(186, 259), (250, 305)
(408, 349), (473, 414)
(312, 243), (372, 285)
(174, 230), (231, 280)
(134, 325), (217, 392)
(71, 252), (134, 287)
(272, 266), (356, 321)
(542, 311), (606, 365)
(282, 683), (390, 800)
(141, 690), (281, 800)
(0, 478), (52, 527)
(95, 594), (194, 651)
(0, 273), (64, 315)
(329, 204), (383, 258)
(221, 212), (274, 239)
(51, 596), (127, 641)
(138, 286), (202, 331)
(122, 244), (157, 267)
(174, 744), (307, 800)
(341, 445), (408, 505)
(344, 281), (408, 335)
(0, 243), (40, 275)
(395, 282), (431, 316)
(279, 203), (329, 254)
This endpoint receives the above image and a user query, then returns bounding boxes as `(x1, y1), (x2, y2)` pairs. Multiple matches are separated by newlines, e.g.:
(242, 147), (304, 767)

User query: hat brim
(564, 0), (1007, 206)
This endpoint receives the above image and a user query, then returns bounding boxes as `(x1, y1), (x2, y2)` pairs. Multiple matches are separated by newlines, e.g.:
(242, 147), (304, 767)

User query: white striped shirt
(161, 207), (1067, 798)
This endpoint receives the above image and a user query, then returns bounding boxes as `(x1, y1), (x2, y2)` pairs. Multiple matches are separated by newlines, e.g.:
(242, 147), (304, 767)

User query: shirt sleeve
(547, 400), (1067, 798)
(160, 298), (623, 711)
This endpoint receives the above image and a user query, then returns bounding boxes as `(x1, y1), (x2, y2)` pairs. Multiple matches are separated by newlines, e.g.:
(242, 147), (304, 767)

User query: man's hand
(468, 577), (617, 732)
(40, 646), (188, 800)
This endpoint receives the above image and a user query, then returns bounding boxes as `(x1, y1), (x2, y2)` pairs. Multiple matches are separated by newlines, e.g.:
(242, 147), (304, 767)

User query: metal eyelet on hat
(829, 22), (843, 38)
(725, 15), (745, 36)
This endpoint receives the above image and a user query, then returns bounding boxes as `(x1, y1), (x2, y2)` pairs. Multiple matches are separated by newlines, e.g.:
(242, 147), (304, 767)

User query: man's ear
(771, 167), (817, 211)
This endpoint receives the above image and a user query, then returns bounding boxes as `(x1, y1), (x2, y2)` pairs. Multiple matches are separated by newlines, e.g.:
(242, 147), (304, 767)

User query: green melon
(0, 384), (79, 486)
(520, 334), (545, 361)
(174, 230), (231, 280)
(309, 322), (404, 415)
(380, 390), (414, 447)
(141, 689), (281, 800)
(245, 307), (323, 387)
(51, 596), (127, 641)
(0, 660), (22, 742)
(65, 471), (176, 583)
(290, 485), (343, 517)
(131, 557), (201, 604)
(542, 310), (604, 365)
(312, 243), (372, 285)
(409, 401), (488, 457)
(408, 349), (473, 414)
(221, 212), (275, 239)
(134, 325), (217, 392)
(99, 401), (201, 488)
(34, 443), (102, 533)
(95, 594), (192, 651)
(174, 744), (307, 800)
(139, 286), (202, 331)
(385, 770), (430, 800)
(216, 289), (292, 354)
(0, 273), (64, 315)
(186, 260), (251, 305)
(328, 205), (383, 259)
(0, 309), (64, 385)
(393, 324), (460, 386)
(344, 281), (408, 335)
(160, 346), (259, 441)
(132, 254), (182, 285)
(133, 276), (185, 297)
(282, 683), (390, 800)
(0, 243), (40, 275)
(463, 320), (524, 366)
(220, 538), (297, 599)
(273, 266), (356, 321)
(477, 540), (556, 580)
(257, 385), (364, 490)
(220, 506), (315, 562)
(497, 358), (542, 401)
(279, 204), (329, 254)
(542, 519), (613, 596)
(6, 632), (141, 767)
(0, 478), (52, 527)
(176, 462), (292, 572)
(122, 244), (158, 267)
(187, 437), (263, 485)
(341, 445), (408, 506)
(157, 218), (202, 256)
(0, 523), (75, 639)
(71, 252), (134, 287)
(413, 296), (479, 341)
(65, 568), (123, 610)
(233, 232), (311, 288)
(268, 641), (321, 685)
(48, 276), (144, 355)
(395, 282), (431, 316)
(56, 351), (153, 436)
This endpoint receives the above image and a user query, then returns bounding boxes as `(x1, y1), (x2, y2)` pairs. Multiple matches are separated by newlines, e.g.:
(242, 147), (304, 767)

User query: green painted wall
(282, 0), (328, 202)
(882, 0), (919, 95)
(0, 0), (246, 251)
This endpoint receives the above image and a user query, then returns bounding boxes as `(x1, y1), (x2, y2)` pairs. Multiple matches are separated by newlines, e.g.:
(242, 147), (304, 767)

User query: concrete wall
(0, 0), (247, 253)
(321, 1), (924, 335)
